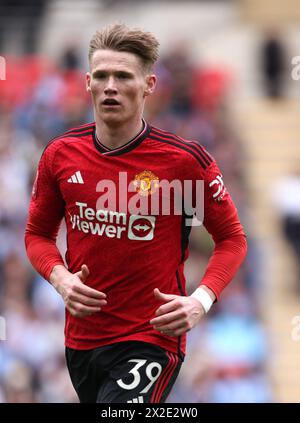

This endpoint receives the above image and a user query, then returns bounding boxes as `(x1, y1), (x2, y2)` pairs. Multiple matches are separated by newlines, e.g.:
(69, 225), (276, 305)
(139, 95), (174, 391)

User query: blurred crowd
(0, 41), (272, 402)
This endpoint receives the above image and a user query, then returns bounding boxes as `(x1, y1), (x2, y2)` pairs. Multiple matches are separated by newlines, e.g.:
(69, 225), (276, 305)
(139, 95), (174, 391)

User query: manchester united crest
(133, 170), (159, 196)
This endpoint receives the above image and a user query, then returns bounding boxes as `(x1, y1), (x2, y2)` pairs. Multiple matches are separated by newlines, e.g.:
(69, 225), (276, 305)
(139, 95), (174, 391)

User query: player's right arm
(24, 143), (106, 317)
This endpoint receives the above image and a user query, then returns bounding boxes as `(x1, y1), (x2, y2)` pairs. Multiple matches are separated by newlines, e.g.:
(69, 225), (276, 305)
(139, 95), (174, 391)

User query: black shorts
(65, 341), (183, 403)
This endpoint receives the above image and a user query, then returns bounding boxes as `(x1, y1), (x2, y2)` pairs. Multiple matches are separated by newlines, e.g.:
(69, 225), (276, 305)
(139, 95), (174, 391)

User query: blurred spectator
(0, 0), (47, 54)
(160, 40), (195, 116)
(260, 28), (286, 99)
(60, 45), (83, 71)
(2, 359), (38, 403)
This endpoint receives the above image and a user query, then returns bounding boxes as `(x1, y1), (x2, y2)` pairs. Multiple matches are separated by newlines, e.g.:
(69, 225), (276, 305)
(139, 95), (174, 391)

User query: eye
(117, 72), (131, 80)
(93, 72), (106, 79)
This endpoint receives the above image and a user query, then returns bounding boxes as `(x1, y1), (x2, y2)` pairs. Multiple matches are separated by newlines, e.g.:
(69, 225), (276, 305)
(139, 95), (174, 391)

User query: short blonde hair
(89, 23), (159, 70)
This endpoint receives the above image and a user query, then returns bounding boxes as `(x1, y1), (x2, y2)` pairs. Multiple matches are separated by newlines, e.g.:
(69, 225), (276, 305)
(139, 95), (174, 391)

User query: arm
(150, 160), (247, 336)
(25, 145), (107, 317)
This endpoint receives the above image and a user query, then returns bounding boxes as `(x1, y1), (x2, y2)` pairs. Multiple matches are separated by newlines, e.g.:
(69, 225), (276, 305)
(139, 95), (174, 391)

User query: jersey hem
(65, 333), (185, 360)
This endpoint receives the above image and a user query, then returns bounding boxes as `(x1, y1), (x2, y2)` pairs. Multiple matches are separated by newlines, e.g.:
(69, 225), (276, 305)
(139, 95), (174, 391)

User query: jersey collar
(93, 119), (150, 156)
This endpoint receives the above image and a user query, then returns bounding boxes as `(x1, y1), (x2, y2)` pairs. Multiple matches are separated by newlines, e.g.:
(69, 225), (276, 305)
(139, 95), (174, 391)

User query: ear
(86, 72), (91, 93)
(144, 74), (157, 97)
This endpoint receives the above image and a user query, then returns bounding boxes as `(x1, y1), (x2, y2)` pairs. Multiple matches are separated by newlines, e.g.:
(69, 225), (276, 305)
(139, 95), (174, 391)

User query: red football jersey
(25, 120), (246, 357)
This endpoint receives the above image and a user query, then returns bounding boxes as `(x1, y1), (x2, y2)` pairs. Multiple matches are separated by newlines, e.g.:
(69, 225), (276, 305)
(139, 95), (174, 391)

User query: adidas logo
(127, 396), (144, 403)
(67, 171), (84, 184)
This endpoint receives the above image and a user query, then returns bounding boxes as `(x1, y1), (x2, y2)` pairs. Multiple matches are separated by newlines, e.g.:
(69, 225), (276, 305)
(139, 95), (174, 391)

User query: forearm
(199, 234), (247, 300)
(24, 233), (65, 281)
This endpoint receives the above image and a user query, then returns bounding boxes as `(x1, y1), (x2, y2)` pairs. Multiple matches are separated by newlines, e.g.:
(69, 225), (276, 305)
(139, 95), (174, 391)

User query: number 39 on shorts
(117, 359), (162, 393)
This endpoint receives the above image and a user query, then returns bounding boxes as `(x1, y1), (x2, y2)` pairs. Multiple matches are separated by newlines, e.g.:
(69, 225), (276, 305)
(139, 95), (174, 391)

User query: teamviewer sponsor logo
(69, 202), (156, 241)
(128, 216), (156, 241)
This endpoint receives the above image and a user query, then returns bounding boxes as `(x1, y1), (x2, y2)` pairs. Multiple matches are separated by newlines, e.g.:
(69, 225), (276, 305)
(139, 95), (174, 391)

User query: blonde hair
(89, 23), (159, 70)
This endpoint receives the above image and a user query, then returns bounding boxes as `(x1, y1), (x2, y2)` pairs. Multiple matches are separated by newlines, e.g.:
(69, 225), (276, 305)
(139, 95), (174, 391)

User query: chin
(101, 116), (124, 127)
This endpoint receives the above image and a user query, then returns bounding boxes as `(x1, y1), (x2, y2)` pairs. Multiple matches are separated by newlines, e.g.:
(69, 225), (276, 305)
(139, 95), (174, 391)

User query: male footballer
(25, 24), (247, 403)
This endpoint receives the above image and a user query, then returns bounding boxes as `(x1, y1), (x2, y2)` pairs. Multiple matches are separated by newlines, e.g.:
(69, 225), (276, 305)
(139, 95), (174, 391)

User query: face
(86, 49), (156, 126)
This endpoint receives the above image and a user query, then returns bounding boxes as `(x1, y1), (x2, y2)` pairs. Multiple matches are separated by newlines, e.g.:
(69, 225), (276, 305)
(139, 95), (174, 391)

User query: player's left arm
(150, 160), (247, 337)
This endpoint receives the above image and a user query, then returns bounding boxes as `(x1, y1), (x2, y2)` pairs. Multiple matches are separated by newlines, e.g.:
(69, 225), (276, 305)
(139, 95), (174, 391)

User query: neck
(95, 116), (144, 150)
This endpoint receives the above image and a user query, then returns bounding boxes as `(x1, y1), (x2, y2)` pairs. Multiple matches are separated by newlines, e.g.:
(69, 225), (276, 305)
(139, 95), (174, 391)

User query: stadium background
(0, 0), (300, 403)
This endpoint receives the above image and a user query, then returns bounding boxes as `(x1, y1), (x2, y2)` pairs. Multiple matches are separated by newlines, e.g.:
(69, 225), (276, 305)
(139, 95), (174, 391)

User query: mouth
(102, 98), (121, 107)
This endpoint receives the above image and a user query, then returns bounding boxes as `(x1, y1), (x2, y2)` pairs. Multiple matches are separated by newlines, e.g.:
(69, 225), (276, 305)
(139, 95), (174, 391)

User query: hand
(50, 264), (107, 317)
(149, 288), (205, 337)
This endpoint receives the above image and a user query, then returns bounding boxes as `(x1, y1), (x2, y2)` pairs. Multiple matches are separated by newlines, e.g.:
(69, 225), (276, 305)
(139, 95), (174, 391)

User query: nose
(104, 76), (117, 94)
